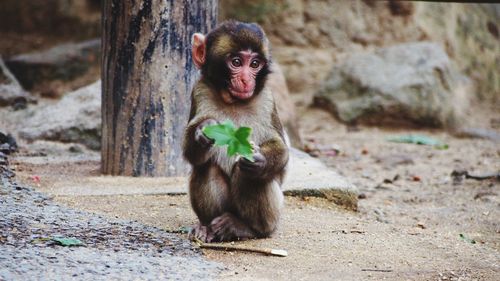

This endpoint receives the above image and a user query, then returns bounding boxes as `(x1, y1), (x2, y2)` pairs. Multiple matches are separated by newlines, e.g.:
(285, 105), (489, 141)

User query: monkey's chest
(214, 104), (272, 142)
(211, 112), (271, 176)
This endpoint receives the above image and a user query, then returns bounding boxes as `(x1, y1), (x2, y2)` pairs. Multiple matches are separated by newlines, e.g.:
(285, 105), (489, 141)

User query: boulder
(5, 39), (100, 92)
(273, 47), (334, 94)
(313, 42), (468, 128)
(19, 81), (101, 150)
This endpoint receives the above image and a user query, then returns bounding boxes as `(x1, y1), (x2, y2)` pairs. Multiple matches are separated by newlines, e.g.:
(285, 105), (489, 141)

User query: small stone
(68, 145), (83, 153)
(0, 143), (11, 154)
(374, 154), (414, 167)
(0, 132), (17, 153)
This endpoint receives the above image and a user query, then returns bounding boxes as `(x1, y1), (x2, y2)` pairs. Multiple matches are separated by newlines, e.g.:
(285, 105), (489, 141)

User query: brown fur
(183, 21), (289, 242)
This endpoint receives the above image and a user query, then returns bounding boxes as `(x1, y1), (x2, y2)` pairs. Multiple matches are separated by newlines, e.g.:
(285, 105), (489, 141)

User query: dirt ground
(9, 103), (499, 281)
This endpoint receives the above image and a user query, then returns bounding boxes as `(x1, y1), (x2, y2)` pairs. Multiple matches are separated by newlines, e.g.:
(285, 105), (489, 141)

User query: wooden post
(101, 0), (218, 176)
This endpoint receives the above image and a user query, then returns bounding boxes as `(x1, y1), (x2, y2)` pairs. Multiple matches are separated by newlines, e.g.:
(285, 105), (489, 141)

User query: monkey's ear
(192, 33), (206, 69)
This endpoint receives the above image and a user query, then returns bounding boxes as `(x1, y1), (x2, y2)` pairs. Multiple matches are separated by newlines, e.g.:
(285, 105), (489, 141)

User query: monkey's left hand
(238, 151), (267, 177)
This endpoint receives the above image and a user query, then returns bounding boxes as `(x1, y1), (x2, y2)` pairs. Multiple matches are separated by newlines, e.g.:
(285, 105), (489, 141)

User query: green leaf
(239, 148), (254, 162)
(202, 120), (236, 146)
(227, 139), (238, 156)
(51, 237), (85, 247)
(387, 135), (448, 149)
(234, 127), (252, 142)
(234, 127), (254, 161)
(165, 226), (192, 234)
(179, 226), (191, 234)
(459, 233), (476, 244)
(203, 120), (254, 161)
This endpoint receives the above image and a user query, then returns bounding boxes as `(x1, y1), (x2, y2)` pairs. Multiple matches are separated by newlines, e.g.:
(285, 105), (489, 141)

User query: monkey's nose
(240, 77), (251, 87)
(242, 81), (253, 92)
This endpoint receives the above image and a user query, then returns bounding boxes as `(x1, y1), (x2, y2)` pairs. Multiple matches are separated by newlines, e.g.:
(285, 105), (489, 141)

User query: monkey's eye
(250, 59), (260, 68)
(231, 58), (242, 67)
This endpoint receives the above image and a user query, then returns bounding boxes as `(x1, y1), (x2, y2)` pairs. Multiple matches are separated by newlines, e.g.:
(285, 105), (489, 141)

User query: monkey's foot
(188, 223), (212, 242)
(209, 213), (256, 242)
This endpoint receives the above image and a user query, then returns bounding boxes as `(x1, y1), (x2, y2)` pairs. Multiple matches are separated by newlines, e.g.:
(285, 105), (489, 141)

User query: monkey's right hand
(195, 118), (218, 148)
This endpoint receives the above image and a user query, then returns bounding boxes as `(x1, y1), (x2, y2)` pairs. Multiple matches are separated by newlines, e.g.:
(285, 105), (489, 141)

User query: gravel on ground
(0, 164), (221, 281)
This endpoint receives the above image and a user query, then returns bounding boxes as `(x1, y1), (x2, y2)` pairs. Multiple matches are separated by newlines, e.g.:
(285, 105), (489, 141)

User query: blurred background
(222, 0), (499, 102)
(1, 1), (499, 98)
(1, 0), (498, 131)
(0, 0), (499, 159)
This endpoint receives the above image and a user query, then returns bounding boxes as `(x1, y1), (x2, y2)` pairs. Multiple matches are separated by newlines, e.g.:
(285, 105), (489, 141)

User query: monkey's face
(192, 21), (271, 103)
(225, 50), (266, 100)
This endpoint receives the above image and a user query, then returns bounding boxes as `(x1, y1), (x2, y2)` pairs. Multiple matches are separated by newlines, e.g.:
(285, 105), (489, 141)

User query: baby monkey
(183, 20), (289, 242)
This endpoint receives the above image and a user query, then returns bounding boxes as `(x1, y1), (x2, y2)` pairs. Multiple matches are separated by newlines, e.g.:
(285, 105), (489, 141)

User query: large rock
(19, 81), (101, 150)
(313, 42), (468, 128)
(5, 39), (100, 91)
(273, 47), (334, 94)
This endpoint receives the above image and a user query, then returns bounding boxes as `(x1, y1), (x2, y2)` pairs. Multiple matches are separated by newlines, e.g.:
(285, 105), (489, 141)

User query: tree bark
(101, 0), (217, 176)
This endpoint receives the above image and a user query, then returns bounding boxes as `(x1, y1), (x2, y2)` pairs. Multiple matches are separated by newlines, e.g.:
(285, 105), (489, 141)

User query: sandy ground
(9, 105), (499, 281)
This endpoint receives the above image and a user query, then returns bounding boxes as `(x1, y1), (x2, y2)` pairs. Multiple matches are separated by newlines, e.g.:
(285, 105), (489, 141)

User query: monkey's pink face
(226, 50), (265, 100)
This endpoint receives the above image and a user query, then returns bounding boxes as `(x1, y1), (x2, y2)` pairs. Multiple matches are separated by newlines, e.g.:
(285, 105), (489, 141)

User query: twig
(361, 268), (393, 272)
(451, 170), (500, 182)
(465, 172), (499, 181)
(332, 229), (366, 234)
(194, 239), (287, 257)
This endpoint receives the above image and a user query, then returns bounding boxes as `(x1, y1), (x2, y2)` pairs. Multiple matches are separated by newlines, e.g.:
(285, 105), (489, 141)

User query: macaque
(183, 20), (289, 242)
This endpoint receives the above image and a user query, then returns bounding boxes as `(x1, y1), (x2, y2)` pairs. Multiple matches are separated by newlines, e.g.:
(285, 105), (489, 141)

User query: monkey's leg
(237, 180), (283, 237)
(208, 138), (288, 242)
(209, 179), (284, 242)
(188, 164), (231, 242)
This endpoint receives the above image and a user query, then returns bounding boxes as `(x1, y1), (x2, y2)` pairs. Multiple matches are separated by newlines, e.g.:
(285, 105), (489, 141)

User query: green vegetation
(203, 120), (254, 161)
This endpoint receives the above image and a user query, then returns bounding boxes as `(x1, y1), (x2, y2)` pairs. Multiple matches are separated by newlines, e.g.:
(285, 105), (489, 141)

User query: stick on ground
(197, 241), (288, 257)
(361, 268), (393, 272)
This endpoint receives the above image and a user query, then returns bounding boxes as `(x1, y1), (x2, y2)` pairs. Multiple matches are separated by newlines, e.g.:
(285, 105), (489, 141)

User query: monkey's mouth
(228, 88), (254, 100)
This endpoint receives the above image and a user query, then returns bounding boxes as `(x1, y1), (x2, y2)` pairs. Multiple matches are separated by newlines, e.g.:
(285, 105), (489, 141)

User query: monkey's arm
(238, 137), (289, 181)
(258, 137), (289, 179)
(183, 117), (217, 166)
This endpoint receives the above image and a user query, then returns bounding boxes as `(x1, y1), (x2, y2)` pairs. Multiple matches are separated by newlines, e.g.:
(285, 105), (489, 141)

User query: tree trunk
(101, 0), (217, 176)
